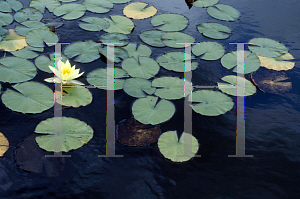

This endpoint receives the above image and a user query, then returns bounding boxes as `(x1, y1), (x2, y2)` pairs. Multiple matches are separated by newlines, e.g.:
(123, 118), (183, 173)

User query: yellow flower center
(61, 67), (71, 76)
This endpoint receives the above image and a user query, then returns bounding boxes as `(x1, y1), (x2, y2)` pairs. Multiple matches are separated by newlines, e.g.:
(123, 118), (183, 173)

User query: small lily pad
(0, 29), (28, 52)
(10, 45), (44, 59)
(207, 4), (240, 21)
(100, 33), (129, 47)
(192, 41), (224, 60)
(25, 28), (59, 47)
(121, 43), (152, 60)
(14, 7), (43, 23)
(103, 15), (134, 34)
(0, 12), (13, 26)
(99, 46), (128, 63)
(35, 53), (68, 73)
(15, 21), (49, 36)
(248, 38), (289, 58)
(257, 53), (295, 71)
(82, 0), (113, 14)
(123, 2), (157, 19)
(57, 86), (92, 107)
(140, 30), (166, 47)
(161, 32), (195, 48)
(123, 78), (155, 98)
(0, 132), (9, 157)
(53, 3), (86, 20)
(218, 75), (256, 96)
(29, 0), (61, 13)
(193, 0), (218, 7)
(79, 17), (110, 31)
(197, 22), (231, 39)
(151, 13), (188, 31)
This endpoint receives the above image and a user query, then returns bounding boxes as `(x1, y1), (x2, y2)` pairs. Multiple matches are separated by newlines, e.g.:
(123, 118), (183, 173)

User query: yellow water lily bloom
(44, 60), (84, 85)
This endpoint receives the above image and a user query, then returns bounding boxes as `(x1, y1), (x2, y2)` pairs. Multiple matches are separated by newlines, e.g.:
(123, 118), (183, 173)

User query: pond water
(0, 0), (300, 198)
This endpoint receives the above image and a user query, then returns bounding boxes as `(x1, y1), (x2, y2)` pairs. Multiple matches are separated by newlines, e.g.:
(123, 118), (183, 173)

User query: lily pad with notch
(56, 85), (93, 107)
(14, 7), (43, 23)
(207, 4), (240, 21)
(0, 29), (28, 52)
(248, 38), (288, 58)
(53, 3), (86, 20)
(123, 2), (157, 19)
(100, 33), (129, 47)
(99, 46), (128, 63)
(0, 0), (23, 12)
(151, 13), (188, 31)
(26, 28), (59, 47)
(29, 0), (61, 13)
(0, 12), (13, 26)
(79, 17), (110, 31)
(218, 75), (256, 96)
(15, 21), (49, 36)
(139, 30), (166, 47)
(197, 22), (231, 40)
(121, 43), (151, 60)
(123, 77), (156, 98)
(82, 0), (113, 14)
(103, 15), (134, 34)
(193, 0), (218, 7)
(192, 41), (224, 60)
(161, 32), (195, 48)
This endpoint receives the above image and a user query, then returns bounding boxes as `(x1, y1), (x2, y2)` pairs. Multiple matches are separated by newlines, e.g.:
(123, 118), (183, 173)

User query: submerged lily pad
(192, 41), (224, 60)
(99, 46), (128, 63)
(248, 38), (288, 57)
(29, 0), (61, 13)
(53, 3), (86, 20)
(0, 12), (13, 26)
(123, 2), (157, 19)
(151, 13), (188, 31)
(15, 21), (49, 36)
(82, 0), (113, 14)
(123, 78), (155, 98)
(207, 4), (240, 21)
(0, 0), (23, 12)
(2, 81), (54, 113)
(57, 86), (92, 107)
(197, 22), (231, 39)
(103, 15), (134, 34)
(218, 75), (256, 96)
(0, 132), (9, 157)
(26, 29), (59, 47)
(100, 33), (129, 47)
(193, 0), (218, 7)
(158, 131), (199, 162)
(140, 30), (166, 47)
(79, 17), (110, 31)
(35, 53), (68, 73)
(35, 117), (93, 152)
(14, 7), (43, 23)
(41, 18), (64, 28)
(257, 53), (295, 71)
(121, 43), (151, 60)
(0, 29), (28, 52)
(161, 32), (195, 48)
(10, 45), (44, 59)
(132, 96), (175, 125)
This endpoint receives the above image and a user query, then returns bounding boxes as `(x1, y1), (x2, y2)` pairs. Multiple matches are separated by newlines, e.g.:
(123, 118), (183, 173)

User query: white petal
(73, 71), (84, 79)
(44, 77), (55, 83)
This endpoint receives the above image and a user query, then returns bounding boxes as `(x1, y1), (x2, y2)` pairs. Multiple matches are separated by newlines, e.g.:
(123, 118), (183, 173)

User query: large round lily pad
(103, 15), (134, 34)
(192, 41), (225, 60)
(121, 43), (152, 60)
(79, 17), (110, 31)
(25, 28), (59, 47)
(161, 32), (195, 48)
(123, 78), (156, 98)
(53, 3), (86, 20)
(14, 7), (43, 23)
(57, 86), (92, 107)
(257, 53), (295, 71)
(207, 4), (240, 21)
(82, 0), (113, 14)
(197, 22), (231, 39)
(29, 0), (61, 13)
(151, 14), (188, 31)
(123, 2), (157, 19)
(35, 117), (94, 152)
(218, 75), (256, 96)
(248, 38), (288, 58)
(139, 30), (166, 47)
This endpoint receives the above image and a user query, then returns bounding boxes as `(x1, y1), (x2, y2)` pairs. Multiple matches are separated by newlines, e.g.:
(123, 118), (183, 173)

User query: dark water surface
(0, 0), (300, 198)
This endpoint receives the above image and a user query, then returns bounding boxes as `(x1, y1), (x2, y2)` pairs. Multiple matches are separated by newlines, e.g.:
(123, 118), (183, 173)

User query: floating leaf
(0, 29), (28, 52)
(0, 132), (9, 157)
(25, 28), (59, 47)
(123, 2), (157, 19)
(0, 12), (13, 26)
(100, 33), (129, 47)
(140, 30), (166, 47)
(221, 50), (260, 74)
(35, 117), (93, 152)
(158, 131), (199, 162)
(10, 45), (44, 59)
(122, 57), (160, 79)
(192, 41), (224, 60)
(14, 7), (43, 23)
(161, 32), (195, 48)
(0, 57), (36, 83)
(257, 53), (295, 71)
(132, 96), (175, 125)
(86, 68), (129, 90)
(0, 27), (9, 41)
(207, 4), (240, 21)
(152, 76), (192, 100)
(56, 86), (92, 107)
(0, 0), (23, 12)
(123, 78), (155, 98)
(53, 3), (86, 20)
(218, 75), (256, 96)
(82, 0), (113, 14)
(15, 21), (49, 36)
(190, 90), (233, 116)
(99, 46), (128, 63)
(248, 38), (289, 58)
(59, 0), (76, 2)
(64, 40), (102, 63)
(0, 1), (13, 12)
(193, 0), (218, 7)
(79, 17), (110, 31)
(116, 118), (161, 146)
(197, 22), (231, 39)
(29, 0), (61, 13)
(156, 51), (198, 72)
(41, 18), (64, 28)
(108, 0), (131, 3)
(35, 53), (68, 73)
(103, 15), (134, 34)
(121, 43), (151, 60)
(151, 13), (188, 31)
(2, 81), (54, 113)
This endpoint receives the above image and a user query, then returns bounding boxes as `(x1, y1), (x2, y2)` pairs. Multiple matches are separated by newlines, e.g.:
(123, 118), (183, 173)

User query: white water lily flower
(44, 60), (84, 85)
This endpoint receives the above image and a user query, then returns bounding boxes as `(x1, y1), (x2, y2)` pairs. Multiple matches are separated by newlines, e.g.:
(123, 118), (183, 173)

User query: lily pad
(122, 56), (160, 79)
(221, 50), (260, 74)
(218, 75), (256, 96)
(53, 3), (86, 20)
(151, 13), (188, 31)
(35, 117), (93, 152)
(29, 0), (61, 13)
(0, 27), (9, 41)
(158, 131), (199, 162)
(156, 51), (198, 72)
(121, 43), (151, 60)
(25, 28), (59, 47)
(161, 32), (195, 48)
(123, 2), (157, 19)
(108, 0), (131, 3)
(10, 45), (44, 59)
(2, 81), (54, 113)
(116, 118), (161, 146)
(99, 46), (128, 63)
(192, 41), (224, 60)
(152, 77), (192, 100)
(86, 68), (129, 90)
(123, 78), (156, 98)
(35, 53), (68, 73)
(132, 96), (176, 125)
(100, 33), (129, 47)
(248, 38), (289, 58)
(193, 0), (218, 7)
(207, 4), (240, 21)
(190, 90), (233, 116)
(79, 17), (110, 31)
(197, 22), (231, 39)
(82, 0), (113, 13)
(0, 132), (9, 157)
(0, 12), (13, 26)
(0, 57), (36, 83)
(41, 18), (64, 28)
(57, 86), (92, 107)
(0, 29), (28, 52)
(63, 40), (102, 63)
(139, 30), (166, 47)
(14, 7), (43, 23)
(103, 15), (134, 34)
(0, 0), (23, 12)
(257, 53), (295, 71)
(15, 21), (49, 36)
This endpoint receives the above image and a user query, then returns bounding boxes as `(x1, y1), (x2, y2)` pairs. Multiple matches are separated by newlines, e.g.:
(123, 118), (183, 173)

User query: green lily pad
(0, 0), (23, 12)
(86, 68), (129, 90)
(132, 96), (175, 125)
(207, 4), (240, 21)
(197, 22), (231, 39)
(15, 21), (49, 36)
(10, 45), (44, 59)
(79, 17), (110, 31)
(41, 18), (64, 28)
(161, 32), (195, 48)
(121, 43), (151, 60)
(35, 117), (93, 152)
(152, 76), (192, 100)
(123, 78), (156, 98)
(0, 27), (9, 41)
(58, 86), (92, 107)
(99, 46), (128, 63)
(100, 33), (129, 47)
(108, 0), (131, 3)
(122, 57), (160, 79)
(2, 81), (54, 114)
(0, 57), (36, 83)
(192, 41), (225, 60)
(193, 0), (218, 7)
(53, 3), (86, 20)
(218, 75), (256, 96)
(190, 90), (233, 116)
(156, 51), (198, 72)
(158, 131), (199, 162)
(140, 30), (166, 47)
(35, 53), (68, 73)
(59, 0), (76, 2)
(14, 7), (43, 23)
(221, 50), (260, 74)
(0, 1), (11, 12)
(63, 40), (102, 63)
(103, 15), (134, 34)
(0, 12), (13, 26)
(248, 38), (288, 58)
(151, 13), (188, 31)
(29, 0), (61, 13)
(82, 0), (113, 14)
(25, 29), (59, 47)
